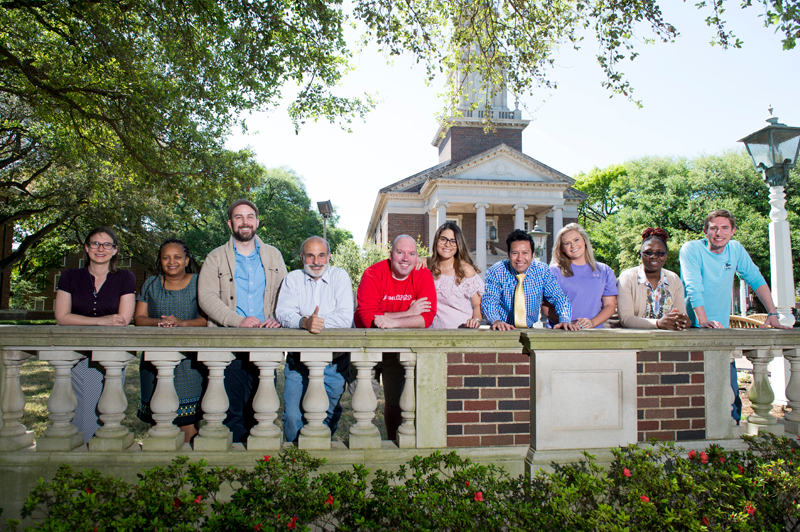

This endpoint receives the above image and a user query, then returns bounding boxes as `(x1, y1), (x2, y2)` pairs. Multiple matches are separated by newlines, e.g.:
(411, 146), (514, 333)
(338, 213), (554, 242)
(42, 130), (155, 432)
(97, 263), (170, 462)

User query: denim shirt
(234, 240), (267, 322)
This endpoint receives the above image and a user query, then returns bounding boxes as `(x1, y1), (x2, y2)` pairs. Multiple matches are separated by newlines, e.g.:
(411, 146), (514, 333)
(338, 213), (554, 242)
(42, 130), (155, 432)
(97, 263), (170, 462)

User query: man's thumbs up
(304, 306), (324, 334)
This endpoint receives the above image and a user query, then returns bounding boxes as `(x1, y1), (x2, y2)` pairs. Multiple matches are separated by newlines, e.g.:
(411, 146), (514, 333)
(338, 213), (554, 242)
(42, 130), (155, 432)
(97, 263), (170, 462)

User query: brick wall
(637, 351), (706, 442)
(387, 213), (429, 247)
(446, 352), (530, 447)
(448, 126), (523, 165)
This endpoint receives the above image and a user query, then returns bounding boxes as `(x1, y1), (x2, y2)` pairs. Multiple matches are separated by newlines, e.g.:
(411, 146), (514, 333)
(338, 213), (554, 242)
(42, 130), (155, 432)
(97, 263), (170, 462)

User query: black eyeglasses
(438, 237), (457, 247)
(641, 251), (666, 258)
(88, 241), (116, 250)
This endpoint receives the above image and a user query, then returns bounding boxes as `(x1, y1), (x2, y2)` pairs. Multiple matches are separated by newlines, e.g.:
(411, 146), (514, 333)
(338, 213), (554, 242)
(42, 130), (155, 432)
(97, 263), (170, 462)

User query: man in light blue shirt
(679, 209), (788, 422)
(275, 236), (354, 443)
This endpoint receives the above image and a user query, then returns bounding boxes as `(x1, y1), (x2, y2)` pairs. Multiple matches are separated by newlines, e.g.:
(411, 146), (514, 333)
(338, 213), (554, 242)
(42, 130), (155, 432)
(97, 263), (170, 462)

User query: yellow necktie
(514, 273), (527, 328)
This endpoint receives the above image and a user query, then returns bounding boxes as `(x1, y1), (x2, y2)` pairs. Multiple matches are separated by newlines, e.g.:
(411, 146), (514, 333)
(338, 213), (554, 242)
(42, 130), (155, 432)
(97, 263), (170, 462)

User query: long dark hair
(155, 239), (199, 278)
(83, 227), (120, 274)
(428, 222), (479, 284)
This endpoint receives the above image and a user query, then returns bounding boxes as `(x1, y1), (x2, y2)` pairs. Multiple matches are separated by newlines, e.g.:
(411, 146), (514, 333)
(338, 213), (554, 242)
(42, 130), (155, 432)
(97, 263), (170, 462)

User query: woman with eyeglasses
(134, 239), (206, 443)
(54, 227), (136, 443)
(427, 222), (484, 328)
(544, 222), (618, 329)
(617, 227), (690, 330)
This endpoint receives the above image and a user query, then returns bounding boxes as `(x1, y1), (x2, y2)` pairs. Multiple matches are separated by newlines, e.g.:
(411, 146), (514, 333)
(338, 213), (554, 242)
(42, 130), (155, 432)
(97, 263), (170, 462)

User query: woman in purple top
(544, 223), (617, 329)
(54, 227), (136, 443)
(426, 222), (484, 328)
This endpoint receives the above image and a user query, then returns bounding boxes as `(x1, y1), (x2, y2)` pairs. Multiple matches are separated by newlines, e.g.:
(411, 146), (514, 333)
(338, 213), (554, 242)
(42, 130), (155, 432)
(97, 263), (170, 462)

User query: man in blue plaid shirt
(482, 230), (577, 331)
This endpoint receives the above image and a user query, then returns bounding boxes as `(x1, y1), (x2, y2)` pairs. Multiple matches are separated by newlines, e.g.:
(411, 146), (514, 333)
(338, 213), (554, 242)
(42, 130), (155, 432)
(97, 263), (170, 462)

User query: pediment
(440, 144), (573, 185)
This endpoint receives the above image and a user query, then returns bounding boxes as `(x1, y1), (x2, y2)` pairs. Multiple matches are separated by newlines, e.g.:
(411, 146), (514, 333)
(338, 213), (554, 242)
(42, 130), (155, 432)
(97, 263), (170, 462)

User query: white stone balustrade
(248, 350), (285, 451)
(784, 348), (800, 434)
(193, 351), (234, 452)
(298, 350), (334, 450)
(0, 350), (35, 451)
(349, 350), (382, 449)
(743, 348), (784, 436)
(141, 351), (186, 451)
(397, 353), (417, 448)
(89, 350), (136, 452)
(36, 350), (86, 451)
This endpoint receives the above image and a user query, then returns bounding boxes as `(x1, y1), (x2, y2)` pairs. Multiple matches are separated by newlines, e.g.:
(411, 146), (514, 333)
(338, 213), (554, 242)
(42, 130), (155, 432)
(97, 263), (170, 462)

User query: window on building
(446, 216), (461, 227)
(78, 259), (84, 268)
(33, 298), (45, 311)
(486, 216), (500, 242)
(118, 255), (132, 268)
(53, 273), (60, 292)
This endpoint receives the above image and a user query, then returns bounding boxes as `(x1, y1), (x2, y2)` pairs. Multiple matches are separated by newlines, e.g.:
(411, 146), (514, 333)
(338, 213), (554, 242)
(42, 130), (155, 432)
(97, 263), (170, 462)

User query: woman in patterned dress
(54, 227), (136, 443)
(134, 239), (206, 443)
(427, 222), (484, 328)
(617, 228), (691, 330)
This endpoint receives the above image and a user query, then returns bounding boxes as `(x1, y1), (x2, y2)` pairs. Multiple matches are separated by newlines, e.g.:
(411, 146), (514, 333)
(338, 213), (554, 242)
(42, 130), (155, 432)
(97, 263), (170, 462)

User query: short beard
(304, 263), (328, 279)
(233, 227), (255, 242)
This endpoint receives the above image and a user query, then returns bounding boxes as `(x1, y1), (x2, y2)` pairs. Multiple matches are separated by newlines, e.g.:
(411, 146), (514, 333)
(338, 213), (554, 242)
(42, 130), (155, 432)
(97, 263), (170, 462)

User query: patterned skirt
(137, 353), (205, 425)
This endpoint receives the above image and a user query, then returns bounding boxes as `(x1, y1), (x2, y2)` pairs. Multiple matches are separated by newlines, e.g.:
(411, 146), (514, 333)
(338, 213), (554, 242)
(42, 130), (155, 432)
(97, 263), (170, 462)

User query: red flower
(465, 481), (469, 487)
(255, 525), (262, 531)
(719, 457), (726, 464)
(746, 503), (755, 516)
(194, 495), (202, 504)
(264, 456), (271, 463)
(288, 516), (298, 529)
(173, 498), (181, 508)
(94, 528), (98, 532)
(623, 468), (632, 477)
(640, 495), (650, 503)
(85, 487), (93, 494)
(474, 492), (483, 502)
(688, 450), (696, 460)
(699, 451), (708, 464)
(702, 516), (709, 526)
(325, 494), (334, 506)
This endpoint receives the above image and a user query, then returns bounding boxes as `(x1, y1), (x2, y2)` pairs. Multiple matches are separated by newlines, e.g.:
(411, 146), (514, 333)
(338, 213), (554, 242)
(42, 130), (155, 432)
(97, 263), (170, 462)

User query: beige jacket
(198, 236), (287, 327)
(616, 266), (686, 329)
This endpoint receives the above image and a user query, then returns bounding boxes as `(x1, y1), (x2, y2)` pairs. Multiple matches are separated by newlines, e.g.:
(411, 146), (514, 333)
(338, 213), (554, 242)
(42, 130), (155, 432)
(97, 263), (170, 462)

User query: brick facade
(446, 352), (531, 447)
(637, 351), (706, 442)
(387, 213), (429, 247)
(441, 126), (523, 166)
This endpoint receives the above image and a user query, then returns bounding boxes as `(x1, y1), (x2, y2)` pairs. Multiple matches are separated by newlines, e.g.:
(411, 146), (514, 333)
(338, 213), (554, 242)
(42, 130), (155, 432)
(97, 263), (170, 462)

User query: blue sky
(226, 3), (800, 242)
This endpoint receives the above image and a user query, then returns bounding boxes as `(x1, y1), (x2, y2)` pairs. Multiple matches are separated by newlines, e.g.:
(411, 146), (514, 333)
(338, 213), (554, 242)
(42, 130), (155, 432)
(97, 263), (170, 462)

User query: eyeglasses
(641, 251), (666, 258)
(88, 241), (116, 250)
(438, 237), (457, 247)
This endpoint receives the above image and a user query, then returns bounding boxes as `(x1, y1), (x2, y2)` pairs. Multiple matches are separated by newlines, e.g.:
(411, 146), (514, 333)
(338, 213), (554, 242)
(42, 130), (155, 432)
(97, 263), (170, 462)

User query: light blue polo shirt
(234, 240), (267, 322)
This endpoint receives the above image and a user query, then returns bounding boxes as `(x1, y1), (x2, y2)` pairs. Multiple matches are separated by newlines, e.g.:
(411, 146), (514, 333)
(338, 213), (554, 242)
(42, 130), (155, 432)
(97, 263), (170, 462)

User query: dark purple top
(57, 268), (136, 317)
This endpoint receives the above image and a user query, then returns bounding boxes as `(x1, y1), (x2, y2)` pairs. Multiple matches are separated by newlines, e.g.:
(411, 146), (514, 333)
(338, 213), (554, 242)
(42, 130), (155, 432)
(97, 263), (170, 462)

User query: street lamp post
(527, 220), (550, 262)
(738, 108), (800, 327)
(317, 200), (333, 241)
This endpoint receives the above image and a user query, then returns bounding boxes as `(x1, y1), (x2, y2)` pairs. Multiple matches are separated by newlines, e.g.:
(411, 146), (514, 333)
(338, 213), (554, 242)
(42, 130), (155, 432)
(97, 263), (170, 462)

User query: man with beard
(275, 236), (353, 443)
(354, 234), (436, 440)
(198, 199), (287, 444)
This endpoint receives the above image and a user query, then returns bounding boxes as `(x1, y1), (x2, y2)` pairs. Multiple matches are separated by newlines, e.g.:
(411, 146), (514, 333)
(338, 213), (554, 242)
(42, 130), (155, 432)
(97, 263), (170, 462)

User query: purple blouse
(57, 268), (136, 317)
(431, 274), (485, 329)
(548, 262), (618, 328)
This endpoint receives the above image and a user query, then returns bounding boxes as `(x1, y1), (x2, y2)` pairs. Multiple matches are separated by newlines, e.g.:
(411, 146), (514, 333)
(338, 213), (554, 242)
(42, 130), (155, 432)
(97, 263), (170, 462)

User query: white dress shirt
(275, 266), (354, 329)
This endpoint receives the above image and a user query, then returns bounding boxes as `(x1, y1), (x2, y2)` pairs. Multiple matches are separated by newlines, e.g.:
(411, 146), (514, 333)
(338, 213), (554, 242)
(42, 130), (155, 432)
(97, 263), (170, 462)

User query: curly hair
(155, 239), (199, 279)
(428, 222), (479, 284)
(641, 227), (670, 254)
(550, 223), (597, 278)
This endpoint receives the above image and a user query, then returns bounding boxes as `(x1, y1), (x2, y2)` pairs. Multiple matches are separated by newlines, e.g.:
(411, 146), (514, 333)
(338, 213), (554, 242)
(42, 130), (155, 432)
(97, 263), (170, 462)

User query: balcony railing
(0, 326), (798, 520)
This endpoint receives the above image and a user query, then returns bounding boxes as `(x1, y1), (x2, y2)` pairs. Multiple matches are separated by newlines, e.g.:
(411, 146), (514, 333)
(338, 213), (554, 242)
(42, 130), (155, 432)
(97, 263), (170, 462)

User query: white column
(0, 349), (35, 451)
(513, 204), (527, 230)
(299, 351), (334, 450)
(89, 351), (135, 452)
(37, 350), (86, 451)
(141, 351), (186, 451)
(783, 348), (800, 435)
(397, 352), (417, 448)
(248, 350), (284, 450)
(475, 203), (489, 278)
(435, 201), (449, 230)
(768, 185), (796, 326)
(739, 277), (748, 317)
(349, 350), (382, 449)
(194, 351), (235, 451)
(552, 206), (563, 237)
(428, 210), (437, 249)
(743, 348), (784, 436)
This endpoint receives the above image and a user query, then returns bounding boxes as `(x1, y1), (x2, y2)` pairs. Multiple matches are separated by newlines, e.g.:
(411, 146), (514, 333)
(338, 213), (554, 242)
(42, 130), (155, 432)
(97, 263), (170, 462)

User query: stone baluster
(248, 350), (285, 450)
(141, 351), (186, 451)
(89, 351), (136, 451)
(299, 351), (333, 450)
(36, 350), (86, 451)
(783, 348), (800, 435)
(743, 348), (784, 436)
(349, 350), (382, 449)
(0, 349), (36, 451)
(193, 351), (234, 451)
(397, 352), (417, 448)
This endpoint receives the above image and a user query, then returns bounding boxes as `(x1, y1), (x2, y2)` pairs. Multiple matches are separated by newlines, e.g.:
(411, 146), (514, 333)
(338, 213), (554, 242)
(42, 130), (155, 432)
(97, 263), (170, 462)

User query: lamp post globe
(527, 221), (550, 262)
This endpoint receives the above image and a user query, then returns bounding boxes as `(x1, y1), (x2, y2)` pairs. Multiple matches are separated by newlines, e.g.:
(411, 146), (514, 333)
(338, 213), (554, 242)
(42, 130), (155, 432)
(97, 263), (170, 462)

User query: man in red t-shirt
(354, 235), (436, 438)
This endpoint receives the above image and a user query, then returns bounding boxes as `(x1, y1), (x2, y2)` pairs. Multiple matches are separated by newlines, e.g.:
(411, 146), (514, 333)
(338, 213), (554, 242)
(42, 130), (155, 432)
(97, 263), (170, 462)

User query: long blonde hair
(551, 223), (597, 277)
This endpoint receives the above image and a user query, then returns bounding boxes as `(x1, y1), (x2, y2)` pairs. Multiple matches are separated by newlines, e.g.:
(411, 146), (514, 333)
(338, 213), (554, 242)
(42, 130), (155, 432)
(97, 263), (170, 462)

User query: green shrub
(4, 434), (799, 531)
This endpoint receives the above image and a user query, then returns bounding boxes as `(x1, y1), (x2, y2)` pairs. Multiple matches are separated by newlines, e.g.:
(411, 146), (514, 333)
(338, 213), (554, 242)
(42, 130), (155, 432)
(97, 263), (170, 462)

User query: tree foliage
(575, 150), (800, 287)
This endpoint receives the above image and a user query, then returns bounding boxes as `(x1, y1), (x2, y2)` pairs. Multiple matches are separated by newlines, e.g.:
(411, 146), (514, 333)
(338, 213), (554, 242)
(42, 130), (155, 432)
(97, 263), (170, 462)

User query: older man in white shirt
(275, 236), (353, 443)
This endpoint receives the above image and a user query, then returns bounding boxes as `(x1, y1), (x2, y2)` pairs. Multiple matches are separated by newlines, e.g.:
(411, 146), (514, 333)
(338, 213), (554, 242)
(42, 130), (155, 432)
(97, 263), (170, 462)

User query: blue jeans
(731, 361), (742, 424)
(282, 353), (348, 443)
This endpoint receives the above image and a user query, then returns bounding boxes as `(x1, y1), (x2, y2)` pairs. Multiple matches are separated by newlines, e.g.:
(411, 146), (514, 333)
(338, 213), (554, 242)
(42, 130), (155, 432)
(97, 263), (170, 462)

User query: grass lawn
(20, 356), (387, 446)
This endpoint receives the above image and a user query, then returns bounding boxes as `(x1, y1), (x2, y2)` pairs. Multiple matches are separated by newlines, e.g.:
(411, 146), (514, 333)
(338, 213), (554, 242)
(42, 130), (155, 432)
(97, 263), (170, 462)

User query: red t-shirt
(354, 260), (437, 328)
